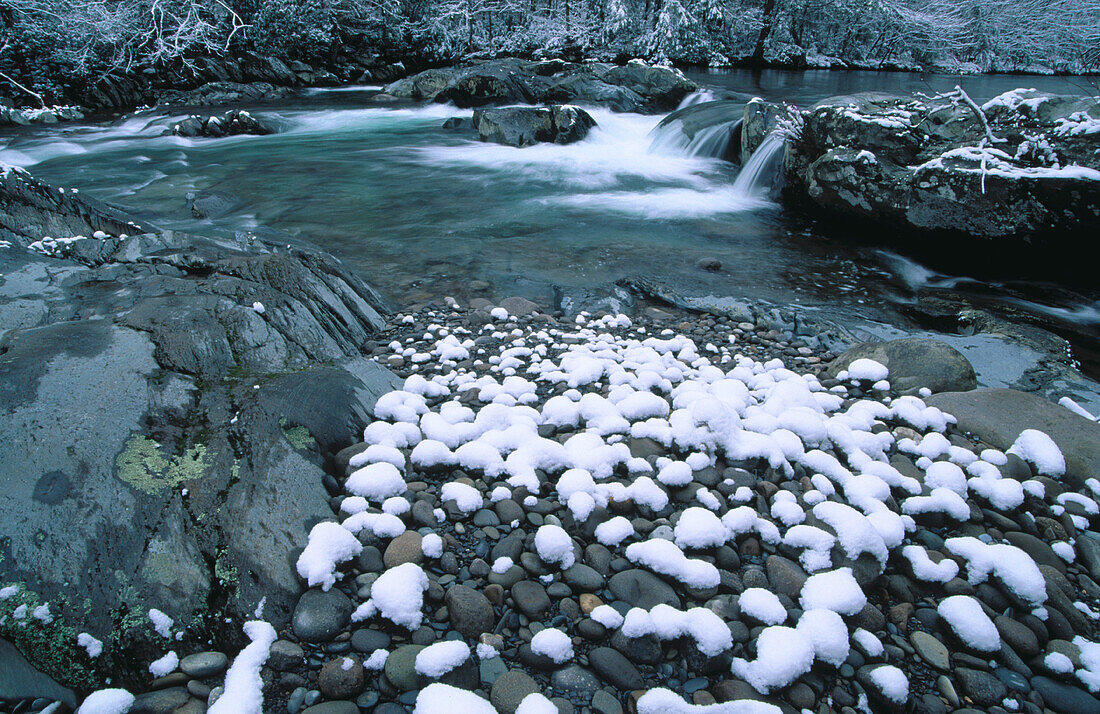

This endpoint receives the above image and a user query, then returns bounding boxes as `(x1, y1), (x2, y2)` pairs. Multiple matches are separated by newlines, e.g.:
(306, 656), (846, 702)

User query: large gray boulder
(928, 388), (1100, 487)
(0, 166), (401, 687)
(470, 105), (596, 147)
(824, 337), (977, 394)
(749, 90), (1100, 240)
(384, 58), (695, 114)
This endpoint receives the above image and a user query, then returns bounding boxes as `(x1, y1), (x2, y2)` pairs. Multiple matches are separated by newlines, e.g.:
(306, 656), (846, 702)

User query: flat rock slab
(928, 388), (1100, 487)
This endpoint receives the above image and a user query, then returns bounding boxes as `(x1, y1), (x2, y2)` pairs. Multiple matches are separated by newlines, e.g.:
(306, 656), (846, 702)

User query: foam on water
(415, 108), (764, 217)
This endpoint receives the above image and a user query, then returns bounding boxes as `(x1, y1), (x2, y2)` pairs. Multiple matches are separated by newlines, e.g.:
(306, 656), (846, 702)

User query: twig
(0, 70), (45, 108)
(952, 85), (1005, 145)
(978, 137), (988, 195)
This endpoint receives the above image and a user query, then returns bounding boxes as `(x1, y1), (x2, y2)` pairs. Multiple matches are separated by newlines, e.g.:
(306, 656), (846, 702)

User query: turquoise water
(1, 71), (1096, 365)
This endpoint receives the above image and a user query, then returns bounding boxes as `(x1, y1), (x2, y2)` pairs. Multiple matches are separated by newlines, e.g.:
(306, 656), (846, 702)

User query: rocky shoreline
(2, 93), (1100, 714)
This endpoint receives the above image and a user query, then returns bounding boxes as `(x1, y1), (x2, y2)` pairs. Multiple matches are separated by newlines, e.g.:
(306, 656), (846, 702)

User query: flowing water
(1, 69), (1097, 372)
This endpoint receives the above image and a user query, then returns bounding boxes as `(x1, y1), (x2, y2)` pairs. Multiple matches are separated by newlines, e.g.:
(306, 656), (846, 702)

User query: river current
(2, 69), (1097, 371)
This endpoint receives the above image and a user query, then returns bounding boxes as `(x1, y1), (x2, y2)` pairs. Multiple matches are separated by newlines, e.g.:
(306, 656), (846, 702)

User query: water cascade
(647, 100), (744, 162)
(731, 132), (786, 198)
(676, 90), (716, 109)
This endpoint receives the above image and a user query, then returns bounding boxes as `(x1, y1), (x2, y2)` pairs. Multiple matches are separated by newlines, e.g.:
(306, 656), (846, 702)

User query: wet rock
(171, 109), (275, 138)
(470, 105), (596, 147)
(292, 588), (354, 643)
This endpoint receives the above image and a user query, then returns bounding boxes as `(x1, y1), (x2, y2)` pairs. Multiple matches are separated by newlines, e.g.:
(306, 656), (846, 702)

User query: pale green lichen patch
(116, 436), (209, 494)
(280, 418), (316, 451)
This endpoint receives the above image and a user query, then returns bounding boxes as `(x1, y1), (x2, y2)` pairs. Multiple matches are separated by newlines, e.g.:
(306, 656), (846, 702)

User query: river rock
(319, 656), (365, 699)
(955, 667), (1008, 706)
(491, 670), (541, 714)
(927, 388), (1100, 487)
(512, 580), (552, 618)
(824, 338), (977, 394)
(551, 664), (602, 697)
(608, 569), (681, 609)
(445, 584), (495, 638)
(293, 588), (354, 642)
(179, 651), (227, 678)
(1032, 675), (1100, 714)
(301, 702), (360, 714)
(470, 105), (596, 147)
(383, 531), (424, 568)
(384, 644), (425, 691)
(588, 647), (644, 690)
(910, 631), (951, 671)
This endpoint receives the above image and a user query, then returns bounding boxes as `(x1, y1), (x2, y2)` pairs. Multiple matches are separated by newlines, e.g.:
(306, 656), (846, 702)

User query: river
(2, 68), (1097, 373)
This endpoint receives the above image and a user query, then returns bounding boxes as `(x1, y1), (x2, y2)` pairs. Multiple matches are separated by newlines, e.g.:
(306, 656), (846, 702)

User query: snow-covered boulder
(758, 90), (1100, 240)
(469, 105), (596, 148)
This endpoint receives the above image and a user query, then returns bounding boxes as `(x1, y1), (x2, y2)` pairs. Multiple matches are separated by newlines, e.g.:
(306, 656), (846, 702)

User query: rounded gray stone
(491, 670), (540, 714)
(179, 651), (227, 678)
(608, 569), (681, 609)
(292, 587), (354, 643)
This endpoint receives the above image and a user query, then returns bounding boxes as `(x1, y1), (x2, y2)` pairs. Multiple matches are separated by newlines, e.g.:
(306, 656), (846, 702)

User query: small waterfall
(731, 132), (785, 198)
(676, 90), (716, 109)
(648, 100), (744, 162)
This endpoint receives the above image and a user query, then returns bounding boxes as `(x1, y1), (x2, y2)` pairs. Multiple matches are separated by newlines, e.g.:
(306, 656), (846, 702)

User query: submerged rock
(469, 105), (596, 147)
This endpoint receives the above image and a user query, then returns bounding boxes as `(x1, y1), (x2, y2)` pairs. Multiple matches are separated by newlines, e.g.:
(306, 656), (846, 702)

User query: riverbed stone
(608, 569), (681, 609)
(293, 588), (354, 642)
(445, 584), (495, 638)
(1032, 675), (1100, 713)
(588, 647), (644, 690)
(910, 631), (951, 671)
(383, 531), (424, 568)
(825, 338), (977, 394)
(491, 670), (541, 714)
(512, 580), (552, 618)
(319, 656), (365, 699)
(179, 651), (227, 678)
